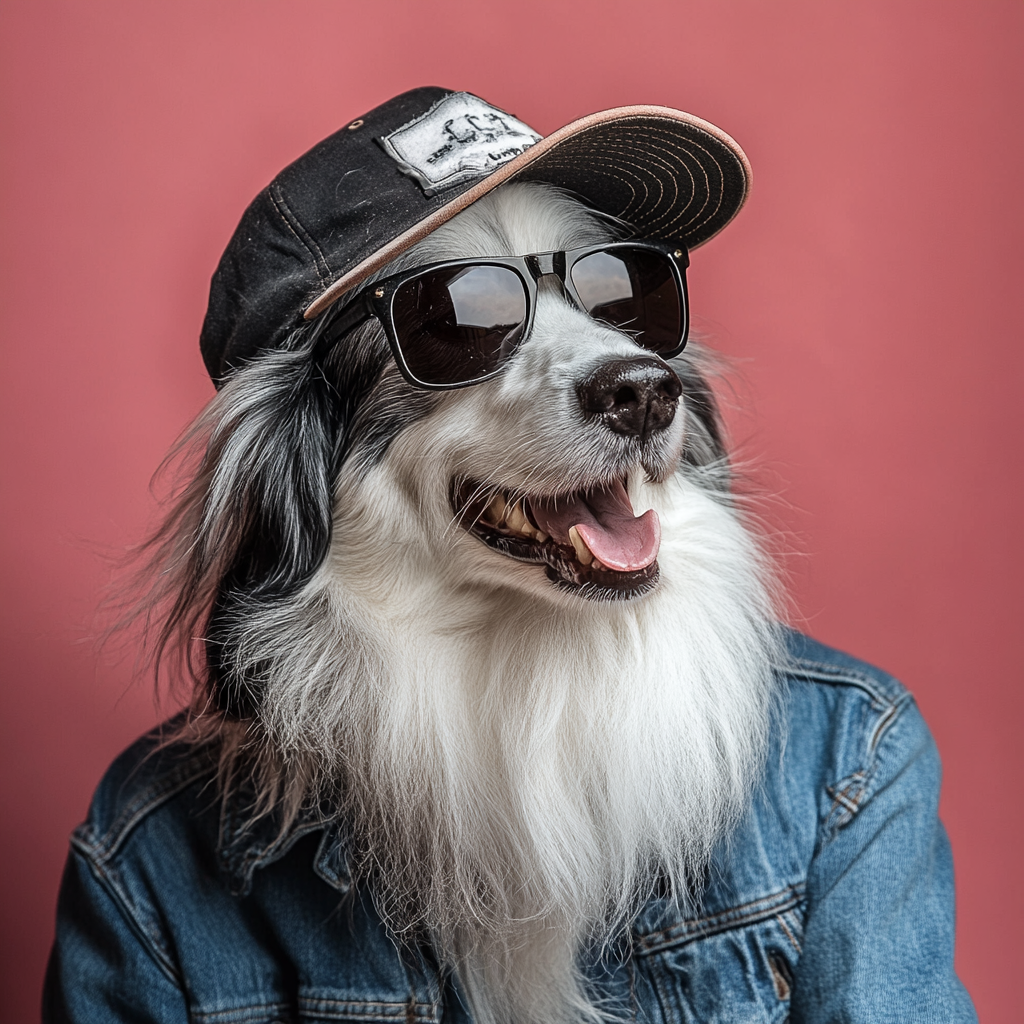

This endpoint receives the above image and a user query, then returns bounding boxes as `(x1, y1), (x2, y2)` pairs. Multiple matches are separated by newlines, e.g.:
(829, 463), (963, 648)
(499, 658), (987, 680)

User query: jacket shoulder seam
(74, 848), (185, 989)
(817, 689), (917, 837)
(74, 754), (217, 866)
(784, 655), (911, 709)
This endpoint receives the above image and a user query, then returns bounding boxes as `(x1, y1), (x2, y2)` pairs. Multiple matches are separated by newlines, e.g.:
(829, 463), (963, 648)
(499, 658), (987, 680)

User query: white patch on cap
(381, 92), (542, 195)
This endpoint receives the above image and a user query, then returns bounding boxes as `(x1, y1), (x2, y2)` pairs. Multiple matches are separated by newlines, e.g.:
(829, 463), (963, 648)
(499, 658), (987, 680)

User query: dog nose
(577, 358), (683, 440)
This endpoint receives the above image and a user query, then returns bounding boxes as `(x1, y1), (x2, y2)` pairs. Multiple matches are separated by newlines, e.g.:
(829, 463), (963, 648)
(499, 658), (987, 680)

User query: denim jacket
(45, 632), (976, 1023)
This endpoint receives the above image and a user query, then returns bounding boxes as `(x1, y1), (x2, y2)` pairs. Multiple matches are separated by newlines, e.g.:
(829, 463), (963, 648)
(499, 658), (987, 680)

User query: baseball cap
(200, 86), (752, 384)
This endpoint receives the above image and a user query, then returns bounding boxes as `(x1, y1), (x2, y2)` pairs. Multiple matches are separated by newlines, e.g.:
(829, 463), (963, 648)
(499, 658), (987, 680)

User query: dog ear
(139, 320), (387, 717)
(204, 331), (345, 713)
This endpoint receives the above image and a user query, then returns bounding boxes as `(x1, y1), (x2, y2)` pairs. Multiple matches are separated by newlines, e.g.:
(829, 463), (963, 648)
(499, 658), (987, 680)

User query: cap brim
(304, 105), (751, 321)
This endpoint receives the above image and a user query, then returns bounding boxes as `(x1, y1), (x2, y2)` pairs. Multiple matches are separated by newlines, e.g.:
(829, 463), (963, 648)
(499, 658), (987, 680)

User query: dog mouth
(452, 477), (661, 600)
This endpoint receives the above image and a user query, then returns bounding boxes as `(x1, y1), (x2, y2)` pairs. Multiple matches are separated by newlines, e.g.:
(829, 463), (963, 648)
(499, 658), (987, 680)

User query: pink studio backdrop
(2, 2), (1021, 1020)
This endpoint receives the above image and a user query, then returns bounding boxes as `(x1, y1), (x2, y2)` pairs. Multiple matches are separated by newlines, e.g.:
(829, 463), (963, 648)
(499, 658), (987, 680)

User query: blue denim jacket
(45, 632), (976, 1023)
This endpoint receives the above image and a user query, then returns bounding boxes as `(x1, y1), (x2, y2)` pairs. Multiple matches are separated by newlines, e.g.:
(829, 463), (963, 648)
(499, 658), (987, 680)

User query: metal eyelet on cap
(347, 119), (364, 130)
(374, 287), (384, 298)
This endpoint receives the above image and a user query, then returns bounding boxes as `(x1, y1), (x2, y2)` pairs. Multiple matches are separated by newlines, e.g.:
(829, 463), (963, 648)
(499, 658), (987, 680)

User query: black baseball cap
(200, 86), (752, 385)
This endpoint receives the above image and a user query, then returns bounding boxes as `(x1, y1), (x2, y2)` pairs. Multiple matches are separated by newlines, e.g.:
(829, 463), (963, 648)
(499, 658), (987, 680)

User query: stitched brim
(303, 105), (751, 320)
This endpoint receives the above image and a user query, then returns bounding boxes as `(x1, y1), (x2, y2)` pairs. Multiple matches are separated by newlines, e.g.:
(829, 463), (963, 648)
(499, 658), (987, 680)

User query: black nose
(577, 358), (683, 441)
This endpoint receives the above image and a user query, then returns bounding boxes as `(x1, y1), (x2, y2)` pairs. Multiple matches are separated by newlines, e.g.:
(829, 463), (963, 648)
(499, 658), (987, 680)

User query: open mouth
(452, 476), (661, 600)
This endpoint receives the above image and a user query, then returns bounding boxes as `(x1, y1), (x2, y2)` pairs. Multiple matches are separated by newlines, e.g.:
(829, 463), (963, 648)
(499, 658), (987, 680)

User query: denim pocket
(634, 892), (805, 1024)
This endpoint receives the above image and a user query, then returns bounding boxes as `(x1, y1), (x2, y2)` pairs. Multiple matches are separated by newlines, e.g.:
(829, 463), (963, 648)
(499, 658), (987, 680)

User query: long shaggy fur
(129, 182), (783, 1024)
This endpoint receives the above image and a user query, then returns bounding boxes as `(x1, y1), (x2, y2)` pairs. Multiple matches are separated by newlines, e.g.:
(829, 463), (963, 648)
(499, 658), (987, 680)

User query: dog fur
(135, 182), (782, 1024)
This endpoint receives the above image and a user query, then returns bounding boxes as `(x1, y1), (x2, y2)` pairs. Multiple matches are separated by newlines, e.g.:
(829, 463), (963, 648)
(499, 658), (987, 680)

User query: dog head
(162, 182), (735, 707)
(335, 182), (726, 592)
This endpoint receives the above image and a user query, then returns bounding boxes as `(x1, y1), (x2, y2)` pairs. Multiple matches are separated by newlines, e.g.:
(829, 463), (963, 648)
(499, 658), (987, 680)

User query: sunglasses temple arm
(315, 292), (376, 355)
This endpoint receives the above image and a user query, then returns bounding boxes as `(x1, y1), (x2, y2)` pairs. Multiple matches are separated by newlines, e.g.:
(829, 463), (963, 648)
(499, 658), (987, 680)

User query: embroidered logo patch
(380, 92), (542, 195)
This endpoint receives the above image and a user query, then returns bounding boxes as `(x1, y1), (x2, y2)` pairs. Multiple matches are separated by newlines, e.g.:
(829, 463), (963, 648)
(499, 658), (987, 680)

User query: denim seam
(634, 884), (806, 954)
(775, 911), (803, 954)
(296, 995), (441, 1022)
(785, 657), (898, 705)
(820, 690), (914, 839)
(868, 694), (910, 756)
(74, 761), (216, 865)
(396, 939), (444, 1009)
(646, 952), (684, 1024)
(75, 850), (184, 990)
(312, 826), (352, 892)
(223, 819), (328, 896)
(191, 1002), (292, 1024)
(767, 953), (793, 1001)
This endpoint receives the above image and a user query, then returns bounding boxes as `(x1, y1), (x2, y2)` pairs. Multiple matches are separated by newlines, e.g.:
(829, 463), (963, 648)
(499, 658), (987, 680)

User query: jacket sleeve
(791, 699), (977, 1023)
(43, 847), (188, 1024)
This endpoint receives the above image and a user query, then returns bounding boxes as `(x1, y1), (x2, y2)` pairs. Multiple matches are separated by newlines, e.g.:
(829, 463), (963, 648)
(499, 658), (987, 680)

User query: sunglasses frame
(323, 239), (690, 391)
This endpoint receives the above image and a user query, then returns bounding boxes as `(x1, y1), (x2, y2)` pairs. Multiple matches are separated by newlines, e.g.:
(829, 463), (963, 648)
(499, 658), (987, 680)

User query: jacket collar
(215, 771), (352, 897)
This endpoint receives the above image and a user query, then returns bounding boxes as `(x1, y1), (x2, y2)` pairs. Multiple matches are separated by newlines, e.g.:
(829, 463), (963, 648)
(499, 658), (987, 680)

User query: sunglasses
(322, 240), (690, 390)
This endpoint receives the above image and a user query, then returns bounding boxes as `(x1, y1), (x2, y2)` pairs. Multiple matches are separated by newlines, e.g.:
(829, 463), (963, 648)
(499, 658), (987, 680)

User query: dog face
(321, 182), (729, 617)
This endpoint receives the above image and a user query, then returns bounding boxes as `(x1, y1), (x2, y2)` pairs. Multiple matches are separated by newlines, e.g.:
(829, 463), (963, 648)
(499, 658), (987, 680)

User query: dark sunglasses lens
(570, 248), (683, 353)
(392, 265), (528, 385)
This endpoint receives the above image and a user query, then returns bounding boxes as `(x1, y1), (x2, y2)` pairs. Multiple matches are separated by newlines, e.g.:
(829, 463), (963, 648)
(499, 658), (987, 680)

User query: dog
(133, 180), (781, 1024)
(47, 90), (975, 1024)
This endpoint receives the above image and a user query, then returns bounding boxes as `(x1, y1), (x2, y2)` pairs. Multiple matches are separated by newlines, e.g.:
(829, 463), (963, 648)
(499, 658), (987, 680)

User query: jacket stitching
(820, 692), (914, 838)
(785, 657), (900, 707)
(191, 1003), (292, 1024)
(98, 862), (176, 968)
(73, 761), (216, 865)
(635, 884), (805, 954)
(868, 699), (904, 755)
(768, 953), (793, 1000)
(298, 996), (440, 1022)
(396, 939), (444, 1009)
(646, 954), (683, 1023)
(827, 770), (867, 814)
(776, 912), (802, 954)
(191, 997), (440, 1023)
(79, 851), (184, 989)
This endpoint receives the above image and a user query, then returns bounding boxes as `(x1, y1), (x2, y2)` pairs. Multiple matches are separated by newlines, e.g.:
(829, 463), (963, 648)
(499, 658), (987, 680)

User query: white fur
(220, 185), (782, 1023)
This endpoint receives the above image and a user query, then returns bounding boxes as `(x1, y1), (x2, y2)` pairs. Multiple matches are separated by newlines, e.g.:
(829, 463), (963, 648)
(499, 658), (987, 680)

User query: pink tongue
(529, 480), (661, 572)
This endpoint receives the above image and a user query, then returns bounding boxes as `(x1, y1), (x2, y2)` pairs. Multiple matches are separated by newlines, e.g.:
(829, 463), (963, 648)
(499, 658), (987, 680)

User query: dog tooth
(534, 530), (549, 543)
(506, 502), (530, 534)
(487, 495), (507, 525)
(568, 525), (594, 566)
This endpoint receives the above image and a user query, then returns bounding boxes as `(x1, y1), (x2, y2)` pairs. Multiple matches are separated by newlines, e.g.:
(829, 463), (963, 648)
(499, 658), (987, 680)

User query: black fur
(206, 317), (397, 713)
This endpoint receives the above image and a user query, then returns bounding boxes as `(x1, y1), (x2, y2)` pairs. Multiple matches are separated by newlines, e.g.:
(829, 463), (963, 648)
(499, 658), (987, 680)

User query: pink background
(2, 1), (1021, 1020)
